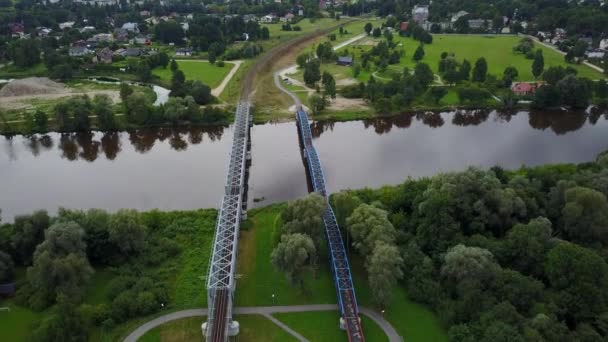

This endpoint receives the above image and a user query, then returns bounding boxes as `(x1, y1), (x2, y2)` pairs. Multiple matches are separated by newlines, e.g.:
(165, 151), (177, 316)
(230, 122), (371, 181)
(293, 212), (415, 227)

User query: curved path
(123, 305), (401, 342)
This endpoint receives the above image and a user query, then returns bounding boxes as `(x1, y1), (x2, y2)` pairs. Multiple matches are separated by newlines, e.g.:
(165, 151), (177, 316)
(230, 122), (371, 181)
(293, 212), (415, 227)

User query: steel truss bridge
(204, 102), (252, 342)
(296, 107), (365, 342)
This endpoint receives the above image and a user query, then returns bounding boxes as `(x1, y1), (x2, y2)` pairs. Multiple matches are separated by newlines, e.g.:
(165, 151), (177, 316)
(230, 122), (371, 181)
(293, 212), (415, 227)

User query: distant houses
(337, 56), (353, 66)
(175, 47), (193, 56)
(412, 5), (429, 25)
(93, 47), (113, 64)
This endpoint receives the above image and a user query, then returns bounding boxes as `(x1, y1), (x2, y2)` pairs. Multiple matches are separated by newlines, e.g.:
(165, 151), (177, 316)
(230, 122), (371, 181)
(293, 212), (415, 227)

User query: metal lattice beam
(296, 109), (365, 342)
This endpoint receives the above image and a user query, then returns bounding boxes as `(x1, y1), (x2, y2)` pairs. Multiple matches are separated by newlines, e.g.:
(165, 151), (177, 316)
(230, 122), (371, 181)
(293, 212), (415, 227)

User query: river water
(1, 109), (607, 220)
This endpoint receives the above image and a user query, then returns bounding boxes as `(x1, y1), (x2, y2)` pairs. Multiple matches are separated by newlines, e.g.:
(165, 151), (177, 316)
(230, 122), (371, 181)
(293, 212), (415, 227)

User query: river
(1, 109), (607, 220)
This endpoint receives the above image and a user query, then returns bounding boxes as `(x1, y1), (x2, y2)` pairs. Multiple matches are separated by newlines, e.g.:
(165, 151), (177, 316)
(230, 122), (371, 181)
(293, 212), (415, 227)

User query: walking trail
(123, 305), (401, 342)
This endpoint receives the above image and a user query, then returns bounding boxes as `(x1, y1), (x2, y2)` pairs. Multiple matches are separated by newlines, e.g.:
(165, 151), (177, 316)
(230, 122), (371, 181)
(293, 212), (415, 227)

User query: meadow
(379, 34), (604, 81)
(153, 60), (233, 88)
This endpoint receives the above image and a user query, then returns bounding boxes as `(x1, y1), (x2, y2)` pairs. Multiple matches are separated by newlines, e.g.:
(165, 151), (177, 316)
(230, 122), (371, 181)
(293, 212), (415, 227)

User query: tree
(190, 81), (212, 105)
(135, 62), (152, 82)
(316, 42), (335, 63)
(170, 60), (178, 72)
(346, 204), (397, 256)
(33, 110), (48, 132)
(472, 58), (488, 82)
(532, 84), (560, 109)
(322, 72), (336, 99)
(208, 49), (217, 65)
(309, 94), (327, 115)
(303, 59), (321, 86)
(441, 244), (500, 290)
(11, 211), (50, 266)
(414, 63), (434, 89)
(271, 233), (316, 287)
(281, 193), (326, 249)
(430, 87), (448, 104)
(330, 192), (362, 229)
(119, 83), (133, 102)
(499, 217), (553, 277)
(454, 16), (469, 33)
(572, 40), (588, 59)
(108, 209), (147, 257)
(532, 49), (545, 79)
(372, 27), (381, 38)
(562, 187), (608, 246)
(364, 23), (373, 35)
(594, 79), (608, 99)
(8, 39), (41, 68)
(125, 92), (152, 124)
(413, 44), (425, 61)
(93, 95), (116, 130)
(27, 221), (94, 308)
(556, 75), (591, 109)
(54, 102), (72, 131)
(50, 64), (73, 80)
(460, 59), (471, 81)
(170, 70), (187, 97)
(154, 20), (185, 44)
(296, 53), (310, 69)
(0, 251), (14, 283)
(71, 96), (92, 131)
(545, 241), (608, 324)
(502, 67), (519, 87)
(543, 66), (567, 85)
(604, 55), (608, 76)
(366, 242), (403, 308)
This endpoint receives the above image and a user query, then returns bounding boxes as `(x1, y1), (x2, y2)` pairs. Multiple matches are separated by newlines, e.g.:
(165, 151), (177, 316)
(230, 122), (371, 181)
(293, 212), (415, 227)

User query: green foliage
(271, 233), (316, 287)
(154, 20), (185, 44)
(303, 58), (321, 86)
(280, 193), (326, 250)
(413, 44), (425, 62)
(108, 209), (147, 257)
(93, 95), (116, 131)
(308, 94), (327, 115)
(8, 39), (40, 68)
(346, 204), (397, 256)
(562, 187), (608, 247)
(472, 57), (488, 82)
(532, 49), (545, 79)
(321, 71), (336, 99)
(0, 250), (14, 283)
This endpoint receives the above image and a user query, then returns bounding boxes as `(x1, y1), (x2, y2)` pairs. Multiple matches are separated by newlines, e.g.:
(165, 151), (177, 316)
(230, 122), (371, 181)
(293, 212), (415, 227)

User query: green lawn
(0, 63), (48, 78)
(0, 301), (43, 342)
(385, 34), (605, 81)
(153, 60), (233, 88)
(237, 205), (447, 342)
(274, 311), (389, 342)
(138, 315), (297, 342)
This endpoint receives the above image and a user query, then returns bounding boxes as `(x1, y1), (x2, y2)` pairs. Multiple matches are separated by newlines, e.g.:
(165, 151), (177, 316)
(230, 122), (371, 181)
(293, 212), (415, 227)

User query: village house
(121, 47), (145, 57)
(59, 21), (75, 30)
(37, 27), (52, 37)
(586, 49), (606, 59)
(243, 14), (258, 23)
(80, 26), (96, 33)
(133, 35), (150, 45)
(337, 56), (353, 66)
(8, 22), (25, 36)
(91, 33), (114, 43)
(412, 5), (429, 25)
(69, 46), (93, 57)
(451, 11), (469, 23)
(260, 14), (277, 23)
(600, 38), (608, 50)
(114, 28), (130, 41)
(93, 48), (113, 64)
(511, 82), (541, 96)
(175, 47), (193, 56)
(121, 22), (139, 33)
(400, 21), (409, 32)
(280, 13), (296, 23)
(140, 10), (151, 17)
(468, 19), (490, 30)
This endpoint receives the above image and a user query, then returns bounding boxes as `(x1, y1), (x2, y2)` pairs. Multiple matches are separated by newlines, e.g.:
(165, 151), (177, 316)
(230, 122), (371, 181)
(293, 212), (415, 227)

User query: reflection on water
(1, 109), (608, 220)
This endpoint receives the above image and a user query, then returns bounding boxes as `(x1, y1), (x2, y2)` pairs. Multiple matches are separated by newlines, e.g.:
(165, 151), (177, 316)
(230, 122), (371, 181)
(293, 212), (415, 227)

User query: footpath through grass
(153, 60), (232, 88)
(237, 205), (448, 342)
(274, 311), (389, 342)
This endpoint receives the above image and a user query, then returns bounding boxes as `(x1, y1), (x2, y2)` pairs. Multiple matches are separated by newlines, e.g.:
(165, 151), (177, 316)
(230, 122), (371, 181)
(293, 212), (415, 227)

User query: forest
(271, 150), (608, 341)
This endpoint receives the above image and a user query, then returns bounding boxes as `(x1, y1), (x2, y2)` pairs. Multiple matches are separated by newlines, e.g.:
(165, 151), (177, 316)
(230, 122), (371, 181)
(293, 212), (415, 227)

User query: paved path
(123, 305), (401, 342)
(524, 35), (605, 74)
(212, 60), (243, 97)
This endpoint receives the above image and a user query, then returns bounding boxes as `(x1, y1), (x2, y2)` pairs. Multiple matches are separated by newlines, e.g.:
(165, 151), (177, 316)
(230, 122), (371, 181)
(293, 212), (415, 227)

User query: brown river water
(1, 109), (607, 220)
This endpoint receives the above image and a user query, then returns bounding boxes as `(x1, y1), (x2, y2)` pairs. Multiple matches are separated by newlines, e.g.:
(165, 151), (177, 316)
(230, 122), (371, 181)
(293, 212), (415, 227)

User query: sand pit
(0, 77), (67, 97)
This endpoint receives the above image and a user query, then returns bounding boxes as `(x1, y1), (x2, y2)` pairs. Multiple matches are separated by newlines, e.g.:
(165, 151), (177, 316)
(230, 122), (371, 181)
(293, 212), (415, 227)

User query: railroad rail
(204, 102), (252, 342)
(296, 108), (365, 342)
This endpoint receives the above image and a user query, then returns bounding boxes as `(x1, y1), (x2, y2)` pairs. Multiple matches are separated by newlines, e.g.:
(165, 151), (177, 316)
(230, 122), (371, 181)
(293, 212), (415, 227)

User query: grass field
(274, 311), (389, 342)
(0, 301), (43, 341)
(0, 63), (48, 79)
(153, 60), (233, 88)
(237, 205), (448, 342)
(357, 34), (605, 81)
(139, 315), (297, 342)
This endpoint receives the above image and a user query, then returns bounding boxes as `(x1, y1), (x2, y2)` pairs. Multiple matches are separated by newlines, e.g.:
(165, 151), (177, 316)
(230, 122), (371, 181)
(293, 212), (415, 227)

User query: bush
(340, 83), (366, 98)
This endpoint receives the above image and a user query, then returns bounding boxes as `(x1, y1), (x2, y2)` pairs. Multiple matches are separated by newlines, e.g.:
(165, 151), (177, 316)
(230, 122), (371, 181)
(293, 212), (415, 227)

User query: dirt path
(0, 89), (120, 110)
(211, 60), (243, 97)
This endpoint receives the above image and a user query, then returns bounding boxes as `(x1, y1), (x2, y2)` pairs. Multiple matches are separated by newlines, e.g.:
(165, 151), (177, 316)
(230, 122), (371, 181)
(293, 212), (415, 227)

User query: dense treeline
(0, 208), (216, 341)
(327, 150), (608, 341)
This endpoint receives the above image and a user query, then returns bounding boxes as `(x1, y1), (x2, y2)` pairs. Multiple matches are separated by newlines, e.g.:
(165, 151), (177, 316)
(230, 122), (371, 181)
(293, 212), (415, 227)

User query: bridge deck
(296, 109), (365, 342)
(205, 103), (251, 342)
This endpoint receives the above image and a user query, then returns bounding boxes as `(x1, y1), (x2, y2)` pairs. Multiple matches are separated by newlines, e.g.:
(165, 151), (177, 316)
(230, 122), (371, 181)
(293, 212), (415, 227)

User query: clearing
(153, 60), (233, 88)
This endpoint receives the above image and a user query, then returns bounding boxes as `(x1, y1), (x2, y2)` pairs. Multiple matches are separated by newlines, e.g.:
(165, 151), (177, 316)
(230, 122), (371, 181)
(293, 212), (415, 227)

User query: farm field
(153, 60), (233, 88)
(359, 34), (606, 81)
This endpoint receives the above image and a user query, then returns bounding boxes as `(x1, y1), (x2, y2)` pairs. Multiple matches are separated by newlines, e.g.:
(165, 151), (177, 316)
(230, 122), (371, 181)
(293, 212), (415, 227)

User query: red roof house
(511, 82), (541, 96)
(400, 22), (410, 32)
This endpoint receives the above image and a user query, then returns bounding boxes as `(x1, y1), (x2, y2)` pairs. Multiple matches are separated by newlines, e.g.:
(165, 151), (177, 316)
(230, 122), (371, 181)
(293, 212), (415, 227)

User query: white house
(412, 5), (429, 24)
(121, 22), (139, 33)
(59, 21), (75, 30)
(600, 39), (608, 50)
(175, 47), (193, 56)
(451, 10), (469, 23)
(260, 14), (277, 23)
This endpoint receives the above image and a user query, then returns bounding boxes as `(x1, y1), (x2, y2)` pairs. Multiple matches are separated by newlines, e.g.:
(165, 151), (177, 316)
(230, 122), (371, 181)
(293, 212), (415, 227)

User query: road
(525, 34), (605, 74)
(211, 60), (243, 97)
(123, 305), (401, 342)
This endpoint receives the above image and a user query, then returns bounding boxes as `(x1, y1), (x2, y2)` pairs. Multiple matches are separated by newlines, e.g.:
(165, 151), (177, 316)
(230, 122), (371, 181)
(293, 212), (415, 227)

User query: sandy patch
(327, 96), (368, 110)
(0, 90), (120, 110)
(336, 78), (359, 86)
